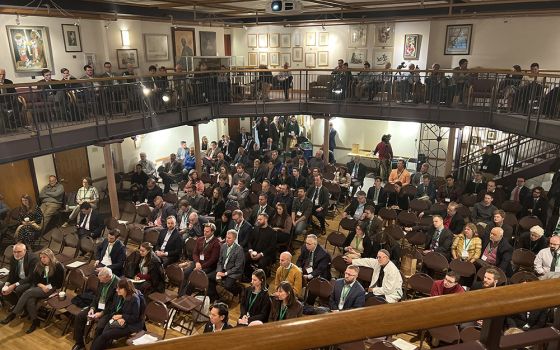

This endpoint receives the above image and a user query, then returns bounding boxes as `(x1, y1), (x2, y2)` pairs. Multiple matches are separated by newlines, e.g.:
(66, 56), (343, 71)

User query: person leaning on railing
(425, 63), (449, 104)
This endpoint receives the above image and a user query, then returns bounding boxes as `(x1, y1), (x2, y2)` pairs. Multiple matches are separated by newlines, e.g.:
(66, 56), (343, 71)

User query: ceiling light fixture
(15, 14), (21, 25)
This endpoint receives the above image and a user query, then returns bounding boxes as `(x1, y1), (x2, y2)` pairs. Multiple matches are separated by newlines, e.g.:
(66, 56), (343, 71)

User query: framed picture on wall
(280, 52), (291, 66)
(6, 25), (54, 72)
(318, 32), (329, 46)
(486, 130), (497, 141)
(444, 24), (473, 55)
(84, 52), (96, 68)
(259, 52), (268, 66)
(373, 50), (392, 67)
(292, 47), (303, 62)
(247, 34), (257, 48)
(306, 32), (316, 46)
(258, 34), (268, 48)
(248, 52), (258, 67)
(403, 34), (421, 60)
(117, 49), (139, 69)
(374, 24), (394, 47)
(318, 51), (329, 67)
(143, 33), (169, 61)
(348, 25), (367, 47)
(61, 24), (82, 52)
(199, 31), (217, 56)
(171, 27), (196, 68)
(348, 49), (367, 66)
(269, 33), (279, 48)
(269, 52), (279, 66)
(280, 33), (291, 48)
(305, 52), (316, 67)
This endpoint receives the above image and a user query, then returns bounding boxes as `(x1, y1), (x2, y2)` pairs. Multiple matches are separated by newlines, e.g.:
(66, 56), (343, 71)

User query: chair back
(166, 263), (185, 290)
(145, 300), (170, 327)
(409, 198), (430, 213)
(358, 266), (374, 286)
(378, 208), (397, 221)
(460, 194), (478, 207)
(397, 211), (417, 227)
(331, 255), (348, 275)
(405, 230), (426, 247)
(384, 224), (405, 241)
(66, 268), (87, 292)
(128, 225), (145, 245)
(401, 185), (417, 198)
(2, 245), (14, 267)
(136, 204), (152, 218)
(368, 341), (399, 350)
(511, 248), (536, 271)
(422, 251), (449, 278)
(144, 229), (160, 246)
(449, 259), (476, 278)
(306, 277), (333, 300)
(460, 326), (481, 343)
(187, 269), (209, 293)
(501, 200), (523, 215)
(455, 205), (472, 221)
(250, 182), (262, 194)
(339, 217), (357, 232)
(79, 236), (96, 256)
(184, 238), (197, 260)
(85, 274), (100, 293)
(106, 217), (119, 230)
(407, 272), (434, 297)
(364, 297), (387, 307)
(509, 271), (539, 284)
(518, 216), (543, 231)
(163, 192), (178, 205)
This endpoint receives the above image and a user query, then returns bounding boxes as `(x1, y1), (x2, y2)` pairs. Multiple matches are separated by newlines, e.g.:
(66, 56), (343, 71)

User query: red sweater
(430, 280), (465, 296)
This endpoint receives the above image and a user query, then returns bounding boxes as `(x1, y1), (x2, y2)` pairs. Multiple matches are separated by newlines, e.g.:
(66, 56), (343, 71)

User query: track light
(15, 14), (21, 25)
(142, 86), (151, 96)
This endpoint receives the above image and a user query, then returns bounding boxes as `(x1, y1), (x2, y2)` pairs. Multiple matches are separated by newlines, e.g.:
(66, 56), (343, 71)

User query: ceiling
(1, 0), (560, 26)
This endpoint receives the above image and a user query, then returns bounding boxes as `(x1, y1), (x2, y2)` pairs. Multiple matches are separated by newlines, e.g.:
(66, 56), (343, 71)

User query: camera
(266, 0), (303, 14)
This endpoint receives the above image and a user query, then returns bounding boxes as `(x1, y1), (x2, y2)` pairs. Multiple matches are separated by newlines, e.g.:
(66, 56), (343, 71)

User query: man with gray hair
(138, 152), (157, 178)
(0, 243), (38, 307)
(210, 229), (245, 301)
(480, 226), (513, 275)
(155, 215), (183, 267)
(72, 267), (118, 350)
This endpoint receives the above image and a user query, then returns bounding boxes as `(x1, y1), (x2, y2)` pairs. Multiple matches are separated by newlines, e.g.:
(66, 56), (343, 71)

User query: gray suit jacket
(216, 242), (245, 280)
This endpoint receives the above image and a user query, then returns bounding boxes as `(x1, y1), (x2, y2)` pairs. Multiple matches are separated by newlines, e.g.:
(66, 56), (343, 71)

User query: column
(103, 144), (120, 219)
(323, 117), (330, 165)
(193, 124), (202, 174)
(445, 127), (457, 176)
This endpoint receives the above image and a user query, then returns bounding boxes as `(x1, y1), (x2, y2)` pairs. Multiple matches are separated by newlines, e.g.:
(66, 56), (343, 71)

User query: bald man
(480, 226), (513, 276)
(0, 243), (38, 307)
(274, 251), (303, 298)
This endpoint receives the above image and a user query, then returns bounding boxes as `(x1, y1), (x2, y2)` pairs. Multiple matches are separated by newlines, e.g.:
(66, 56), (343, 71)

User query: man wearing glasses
(430, 271), (465, 296)
(329, 265), (365, 311)
(0, 243), (38, 307)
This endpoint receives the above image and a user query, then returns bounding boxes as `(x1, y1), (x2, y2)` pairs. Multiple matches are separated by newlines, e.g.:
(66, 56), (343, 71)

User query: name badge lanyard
(247, 292), (258, 316)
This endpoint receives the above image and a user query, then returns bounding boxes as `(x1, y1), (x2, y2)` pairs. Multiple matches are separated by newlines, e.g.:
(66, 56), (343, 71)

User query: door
(228, 118), (241, 145)
(0, 160), (37, 209)
(224, 34), (231, 57)
(53, 147), (91, 193)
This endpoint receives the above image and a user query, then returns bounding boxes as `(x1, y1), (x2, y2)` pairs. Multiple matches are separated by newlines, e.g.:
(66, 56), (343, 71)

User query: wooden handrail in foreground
(128, 279), (560, 350)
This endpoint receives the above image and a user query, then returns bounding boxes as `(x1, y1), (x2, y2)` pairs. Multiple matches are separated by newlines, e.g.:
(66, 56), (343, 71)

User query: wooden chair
(511, 248), (536, 272)
(476, 265), (507, 286)
(509, 271), (538, 284)
(304, 277), (333, 308)
(449, 259), (476, 287)
(406, 272), (434, 299)
(149, 263), (185, 305)
(126, 300), (170, 344)
(331, 255), (349, 277)
(168, 269), (209, 335)
(422, 251), (449, 280)
(63, 274), (99, 334)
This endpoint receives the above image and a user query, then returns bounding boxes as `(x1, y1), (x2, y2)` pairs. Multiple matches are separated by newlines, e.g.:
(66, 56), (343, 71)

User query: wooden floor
(0, 201), (428, 349)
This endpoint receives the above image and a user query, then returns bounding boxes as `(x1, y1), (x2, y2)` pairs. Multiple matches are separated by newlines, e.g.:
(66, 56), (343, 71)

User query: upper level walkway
(1, 68), (559, 163)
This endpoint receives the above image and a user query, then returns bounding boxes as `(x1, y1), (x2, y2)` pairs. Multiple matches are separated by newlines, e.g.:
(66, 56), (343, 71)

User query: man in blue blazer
(95, 229), (126, 276)
(155, 216), (183, 267)
(329, 265), (365, 311)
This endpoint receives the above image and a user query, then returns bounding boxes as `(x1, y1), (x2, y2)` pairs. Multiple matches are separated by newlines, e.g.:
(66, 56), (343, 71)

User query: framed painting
(171, 27), (196, 68)
(84, 53), (96, 68)
(305, 52), (316, 68)
(258, 34), (268, 48)
(6, 25), (54, 72)
(445, 24), (473, 55)
(117, 49), (139, 69)
(348, 49), (367, 66)
(318, 51), (329, 67)
(247, 34), (257, 48)
(61, 24), (82, 52)
(280, 52), (291, 66)
(248, 52), (258, 67)
(306, 32), (316, 46)
(349, 25), (367, 47)
(373, 50), (392, 67)
(403, 34), (421, 60)
(259, 52), (268, 66)
(486, 130), (497, 141)
(269, 33), (279, 48)
(318, 32), (329, 46)
(269, 52), (279, 66)
(374, 24), (394, 47)
(280, 33), (291, 48)
(199, 31), (217, 56)
(292, 47), (303, 62)
(143, 33), (169, 61)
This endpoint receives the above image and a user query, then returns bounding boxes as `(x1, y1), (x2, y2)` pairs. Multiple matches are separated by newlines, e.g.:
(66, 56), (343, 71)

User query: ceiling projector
(266, 0), (303, 15)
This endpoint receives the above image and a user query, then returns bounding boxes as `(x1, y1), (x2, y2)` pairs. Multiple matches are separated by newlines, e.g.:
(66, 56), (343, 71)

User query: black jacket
(366, 186), (388, 209)
(480, 232), (514, 276)
(31, 262), (65, 290)
(149, 203), (178, 229)
(248, 204), (275, 225)
(344, 198), (368, 219)
(306, 185), (330, 211)
(77, 210), (105, 239)
(346, 161), (367, 183)
(206, 199), (225, 219)
(90, 274), (119, 311)
(287, 175), (306, 190)
(515, 232), (548, 254)
(296, 245), (331, 280)
(464, 181), (486, 195)
(343, 231), (373, 258)
(231, 219), (253, 248)
(155, 228), (183, 264)
(480, 153), (501, 175)
(7, 252), (38, 285)
(424, 227), (454, 261)
(96, 239), (127, 276)
(522, 196), (548, 225)
(239, 288), (272, 324)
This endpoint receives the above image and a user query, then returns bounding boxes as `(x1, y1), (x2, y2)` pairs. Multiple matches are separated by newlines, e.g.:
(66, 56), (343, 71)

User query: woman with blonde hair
(452, 223), (482, 263)
(0, 248), (64, 333)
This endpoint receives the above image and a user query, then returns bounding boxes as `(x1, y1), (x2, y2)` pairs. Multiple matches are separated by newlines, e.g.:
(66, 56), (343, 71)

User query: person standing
(480, 144), (501, 181)
(373, 134), (393, 181)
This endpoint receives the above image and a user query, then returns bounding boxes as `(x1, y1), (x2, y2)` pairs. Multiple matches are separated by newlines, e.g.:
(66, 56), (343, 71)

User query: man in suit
(509, 177), (531, 203)
(94, 229), (126, 276)
(480, 226), (513, 276)
(249, 159), (266, 184)
(158, 153), (183, 194)
(415, 174), (437, 203)
(367, 177), (388, 214)
(231, 209), (253, 248)
(423, 215), (454, 261)
(248, 193), (275, 225)
(480, 144), (501, 181)
(362, 206), (384, 240)
(306, 175), (330, 234)
(328, 122), (337, 153)
(76, 202), (104, 239)
(292, 187), (313, 238)
(343, 191), (368, 221)
(523, 186), (548, 225)
(231, 147), (250, 169)
(273, 183), (294, 214)
(329, 265), (365, 311)
(297, 234), (331, 282)
(411, 163), (433, 187)
(0, 243), (38, 307)
(288, 167), (306, 191)
(185, 212), (208, 239)
(209, 229), (245, 300)
(155, 216), (183, 267)
(148, 196), (177, 230)
(478, 180), (506, 208)
(221, 135), (237, 161)
(244, 213), (277, 278)
(237, 127), (251, 149)
(420, 201), (465, 235)
(347, 156), (367, 197)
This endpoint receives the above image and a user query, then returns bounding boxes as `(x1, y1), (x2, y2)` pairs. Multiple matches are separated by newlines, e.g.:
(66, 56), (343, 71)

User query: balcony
(0, 68), (559, 163)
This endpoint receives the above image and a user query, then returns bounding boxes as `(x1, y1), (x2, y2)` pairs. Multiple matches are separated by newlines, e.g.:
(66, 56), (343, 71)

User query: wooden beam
(323, 117), (329, 165)
(193, 124), (202, 175)
(102, 144), (120, 219)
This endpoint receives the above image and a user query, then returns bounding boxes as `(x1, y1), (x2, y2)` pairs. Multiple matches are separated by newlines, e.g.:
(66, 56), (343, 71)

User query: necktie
(552, 252), (558, 272)
(554, 218), (560, 235)
(431, 230), (441, 250)
(312, 187), (319, 203)
(81, 213), (90, 228)
(376, 266), (385, 287)
(18, 259), (25, 279)
(512, 186), (520, 202)
(353, 163), (358, 178)
(108, 243), (113, 255)
(374, 188), (380, 203)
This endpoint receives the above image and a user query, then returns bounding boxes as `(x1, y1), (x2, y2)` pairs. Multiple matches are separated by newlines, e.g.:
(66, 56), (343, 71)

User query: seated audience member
(238, 269), (271, 325)
(516, 225), (548, 254)
(329, 265), (366, 311)
(452, 223), (482, 263)
(437, 175), (461, 204)
(0, 243), (38, 307)
(347, 156), (367, 197)
(38, 175), (64, 232)
(509, 177), (531, 203)
(274, 252), (302, 298)
(148, 196), (177, 230)
(273, 183), (293, 214)
(296, 234), (332, 283)
(158, 153), (183, 193)
(523, 186), (548, 225)
(307, 150), (325, 175)
(227, 179), (250, 209)
(207, 187), (226, 220)
(479, 227), (513, 275)
(269, 281), (303, 321)
(232, 163), (251, 186)
(343, 191), (368, 221)
(215, 211), (232, 239)
(76, 202), (105, 240)
(179, 223), (221, 295)
(231, 209), (253, 248)
(1, 248), (65, 334)
(411, 163), (433, 187)
(415, 175), (437, 203)
(249, 159), (266, 183)
(143, 178), (163, 207)
(177, 140), (188, 162)
(72, 267), (118, 350)
(94, 229), (126, 276)
(138, 152), (157, 178)
(14, 194), (43, 247)
(289, 168), (307, 191)
(471, 268), (500, 290)
(421, 215), (454, 260)
(483, 209), (514, 242)
(260, 180), (276, 207)
(245, 214), (277, 278)
(430, 271), (465, 296)
(127, 242), (165, 295)
(184, 185), (206, 213)
(362, 205), (383, 240)
(479, 144), (501, 181)
(388, 159), (411, 186)
(366, 177), (388, 213)
(421, 201), (464, 235)
(65, 177), (99, 226)
(332, 166), (351, 200)
(506, 309), (548, 331)
(292, 187), (312, 238)
(342, 222), (372, 259)
(183, 147), (197, 173)
(154, 216), (183, 267)
(478, 180), (506, 209)
(211, 230), (245, 300)
(272, 166), (291, 187)
(204, 302), (233, 333)
(306, 175), (330, 234)
(130, 164), (149, 202)
(346, 249), (403, 303)
(232, 147), (250, 169)
(214, 174), (232, 198)
(249, 193), (275, 225)
(177, 200), (196, 237)
(464, 171), (486, 195)
(387, 181), (409, 210)
(270, 203), (293, 247)
(473, 194), (498, 226)
(534, 235), (560, 277)
(90, 278), (145, 350)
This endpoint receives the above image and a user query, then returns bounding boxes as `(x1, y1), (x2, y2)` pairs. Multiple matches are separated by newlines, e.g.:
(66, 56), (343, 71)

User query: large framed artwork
(248, 52), (258, 67)
(403, 34), (421, 60)
(6, 25), (54, 72)
(61, 24), (82, 52)
(247, 34), (257, 48)
(280, 52), (291, 66)
(171, 27), (196, 68)
(280, 33), (291, 48)
(374, 24), (394, 47)
(305, 52), (316, 68)
(117, 49), (139, 69)
(373, 50), (392, 67)
(199, 31), (217, 56)
(318, 51), (329, 67)
(444, 24), (473, 55)
(348, 25), (367, 47)
(269, 33), (279, 48)
(292, 47), (303, 62)
(318, 32), (329, 46)
(348, 49), (367, 66)
(143, 34), (169, 61)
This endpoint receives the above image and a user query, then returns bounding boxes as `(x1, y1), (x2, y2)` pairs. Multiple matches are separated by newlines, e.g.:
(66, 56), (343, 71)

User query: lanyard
(44, 267), (49, 284)
(341, 284), (351, 302)
(463, 238), (472, 250)
(225, 244), (234, 259)
(115, 298), (124, 313)
(247, 292), (258, 313)
(486, 242), (497, 254)
(354, 236), (362, 250)
(282, 264), (292, 280)
(278, 305), (288, 320)
(100, 275), (116, 303)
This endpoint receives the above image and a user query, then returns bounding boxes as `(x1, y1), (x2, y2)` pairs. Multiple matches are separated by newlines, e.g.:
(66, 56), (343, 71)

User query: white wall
(33, 154), (57, 190)
(393, 21), (431, 69)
